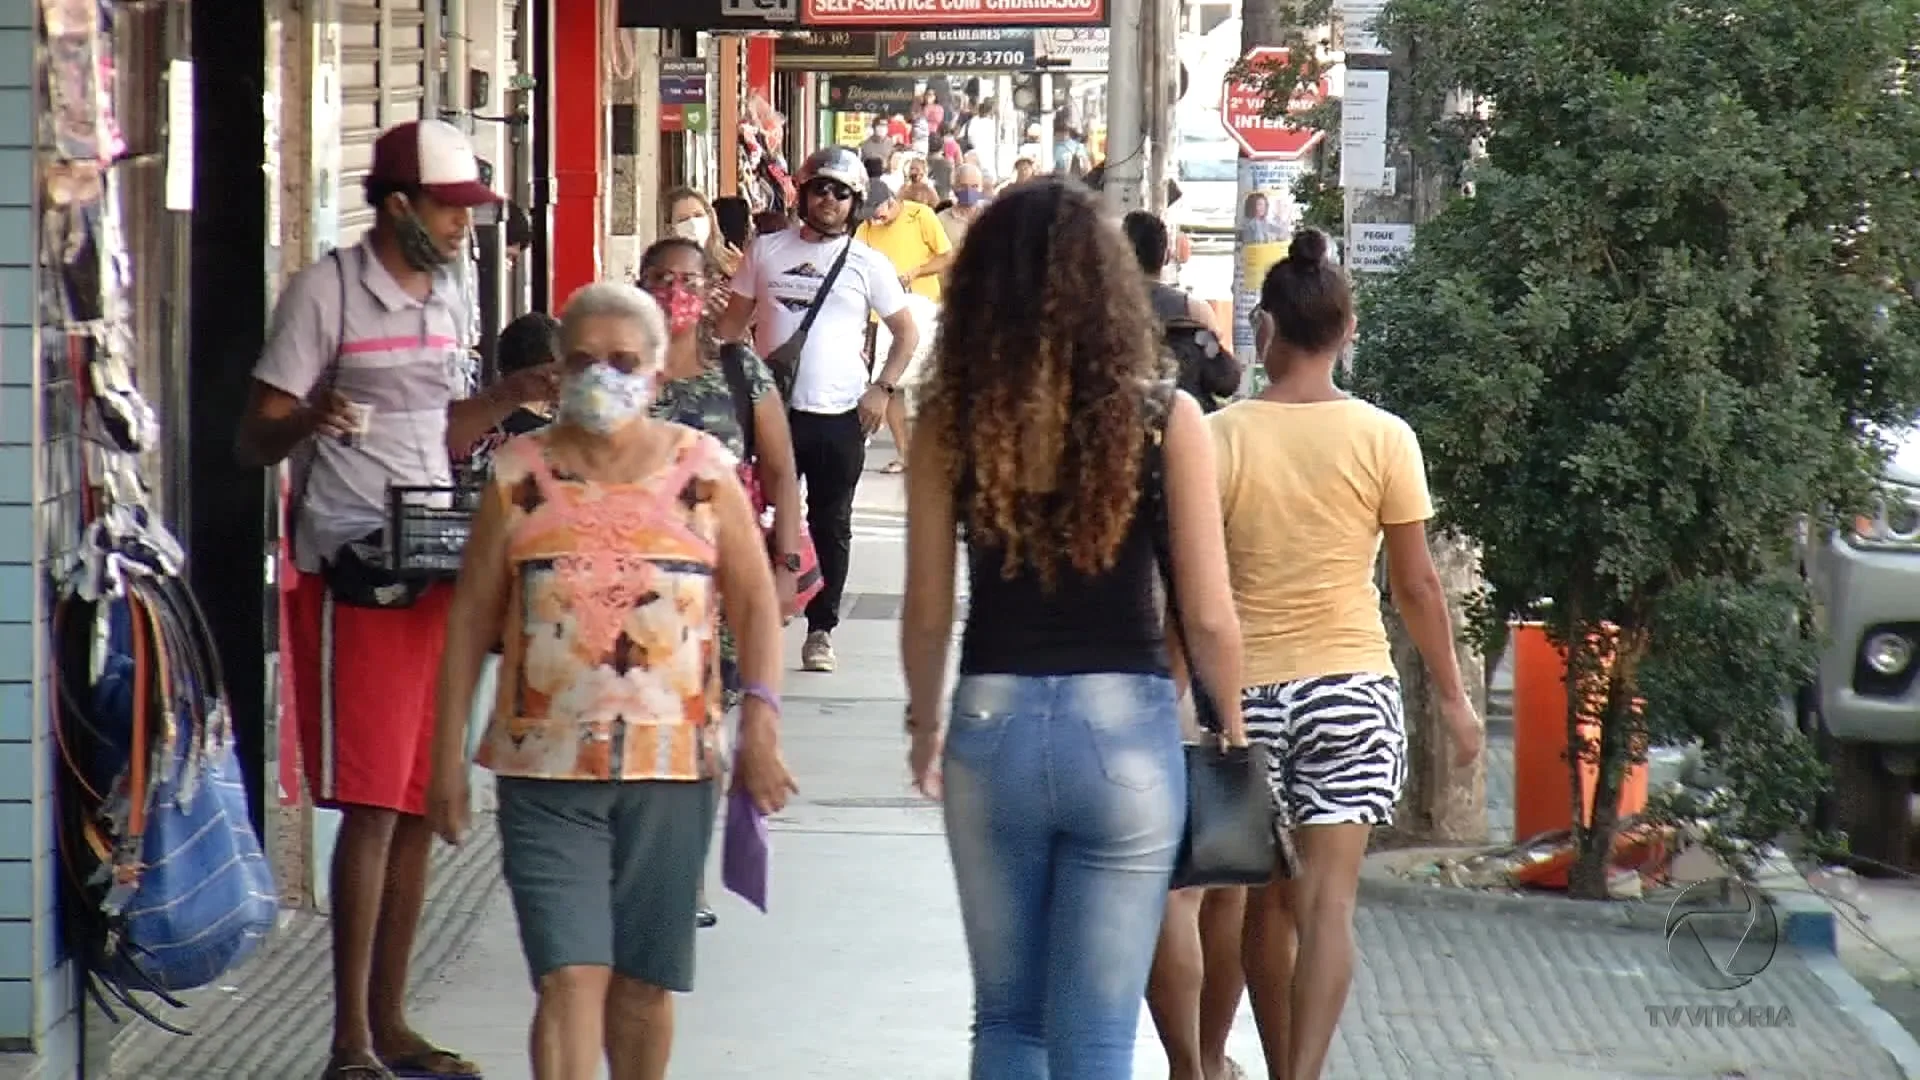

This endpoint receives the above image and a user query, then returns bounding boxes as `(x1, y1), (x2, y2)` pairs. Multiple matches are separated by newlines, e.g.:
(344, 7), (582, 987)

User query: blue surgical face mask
(558, 363), (656, 434)
(954, 188), (984, 208)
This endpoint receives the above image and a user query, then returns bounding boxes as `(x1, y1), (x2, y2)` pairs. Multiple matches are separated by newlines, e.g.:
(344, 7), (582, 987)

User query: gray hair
(558, 282), (668, 369)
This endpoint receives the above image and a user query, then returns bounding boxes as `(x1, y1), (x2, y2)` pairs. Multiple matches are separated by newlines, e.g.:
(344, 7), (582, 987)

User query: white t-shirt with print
(733, 230), (909, 415)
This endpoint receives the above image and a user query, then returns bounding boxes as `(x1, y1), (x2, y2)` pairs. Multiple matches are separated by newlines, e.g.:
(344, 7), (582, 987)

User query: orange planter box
(1511, 622), (1650, 844)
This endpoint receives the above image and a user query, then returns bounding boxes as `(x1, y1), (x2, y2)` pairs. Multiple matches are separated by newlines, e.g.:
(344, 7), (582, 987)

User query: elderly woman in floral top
(639, 235), (806, 927)
(427, 282), (797, 1080)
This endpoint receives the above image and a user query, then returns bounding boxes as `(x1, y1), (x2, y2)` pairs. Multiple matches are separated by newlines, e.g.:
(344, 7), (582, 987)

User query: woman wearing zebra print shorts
(1207, 228), (1483, 1080)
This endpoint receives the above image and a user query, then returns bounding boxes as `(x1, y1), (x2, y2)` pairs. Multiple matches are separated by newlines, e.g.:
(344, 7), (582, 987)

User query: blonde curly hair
(918, 179), (1166, 589)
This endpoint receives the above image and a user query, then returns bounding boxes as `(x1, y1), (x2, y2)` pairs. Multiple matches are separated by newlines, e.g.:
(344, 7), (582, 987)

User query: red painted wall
(551, 0), (602, 308)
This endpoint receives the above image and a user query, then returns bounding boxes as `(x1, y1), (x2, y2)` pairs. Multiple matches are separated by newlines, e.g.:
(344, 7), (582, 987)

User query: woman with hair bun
(1207, 226), (1483, 1080)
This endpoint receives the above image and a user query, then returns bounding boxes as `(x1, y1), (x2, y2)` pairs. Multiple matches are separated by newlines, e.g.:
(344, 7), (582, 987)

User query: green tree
(1352, 0), (1920, 896)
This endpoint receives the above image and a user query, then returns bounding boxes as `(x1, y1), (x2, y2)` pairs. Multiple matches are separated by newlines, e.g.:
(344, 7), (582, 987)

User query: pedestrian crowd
(238, 115), (1480, 1080)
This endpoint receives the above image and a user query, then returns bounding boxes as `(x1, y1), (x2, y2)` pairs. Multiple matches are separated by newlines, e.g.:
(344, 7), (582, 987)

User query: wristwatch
(780, 552), (803, 573)
(874, 380), (898, 396)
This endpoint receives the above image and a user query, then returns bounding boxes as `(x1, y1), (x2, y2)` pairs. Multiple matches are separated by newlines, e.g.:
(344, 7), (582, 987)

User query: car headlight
(1865, 632), (1915, 676)
(1850, 489), (1920, 548)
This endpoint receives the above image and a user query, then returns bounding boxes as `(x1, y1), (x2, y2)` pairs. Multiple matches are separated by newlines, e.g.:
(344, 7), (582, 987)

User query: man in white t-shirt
(718, 146), (917, 673)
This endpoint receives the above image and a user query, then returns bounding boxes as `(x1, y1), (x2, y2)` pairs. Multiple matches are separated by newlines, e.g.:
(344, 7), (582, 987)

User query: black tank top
(958, 488), (1169, 677)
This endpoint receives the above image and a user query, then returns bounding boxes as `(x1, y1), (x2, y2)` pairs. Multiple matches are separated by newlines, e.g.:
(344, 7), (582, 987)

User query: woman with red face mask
(640, 236), (808, 929)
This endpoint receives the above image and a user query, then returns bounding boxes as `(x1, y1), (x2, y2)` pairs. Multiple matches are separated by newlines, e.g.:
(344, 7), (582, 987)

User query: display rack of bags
(40, 0), (277, 1035)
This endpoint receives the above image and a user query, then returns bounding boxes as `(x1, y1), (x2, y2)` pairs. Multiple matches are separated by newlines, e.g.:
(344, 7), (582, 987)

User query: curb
(1359, 848), (1840, 952)
(1802, 946), (1920, 1080)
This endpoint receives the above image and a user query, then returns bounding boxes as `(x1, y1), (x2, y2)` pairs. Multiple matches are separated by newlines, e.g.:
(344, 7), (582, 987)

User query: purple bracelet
(740, 682), (781, 714)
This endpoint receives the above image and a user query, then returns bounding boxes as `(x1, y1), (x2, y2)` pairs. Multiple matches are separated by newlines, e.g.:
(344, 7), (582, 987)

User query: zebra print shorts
(1243, 673), (1409, 827)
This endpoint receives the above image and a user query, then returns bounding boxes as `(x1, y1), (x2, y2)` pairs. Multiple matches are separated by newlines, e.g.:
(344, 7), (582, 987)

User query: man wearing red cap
(237, 119), (555, 1080)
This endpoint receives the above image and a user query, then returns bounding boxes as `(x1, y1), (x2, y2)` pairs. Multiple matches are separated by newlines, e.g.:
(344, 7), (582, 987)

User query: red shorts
(284, 570), (453, 815)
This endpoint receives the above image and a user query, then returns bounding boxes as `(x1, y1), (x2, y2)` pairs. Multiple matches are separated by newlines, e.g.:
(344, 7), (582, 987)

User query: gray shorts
(497, 777), (718, 992)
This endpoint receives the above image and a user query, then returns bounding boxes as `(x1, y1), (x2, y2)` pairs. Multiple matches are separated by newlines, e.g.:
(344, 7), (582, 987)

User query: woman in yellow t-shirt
(1208, 228), (1483, 1080)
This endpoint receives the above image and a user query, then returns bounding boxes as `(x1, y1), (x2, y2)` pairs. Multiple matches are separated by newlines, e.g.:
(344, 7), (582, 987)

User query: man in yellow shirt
(856, 180), (953, 471)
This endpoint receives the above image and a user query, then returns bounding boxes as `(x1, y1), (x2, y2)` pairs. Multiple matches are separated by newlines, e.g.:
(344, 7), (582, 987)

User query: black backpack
(1164, 316), (1242, 413)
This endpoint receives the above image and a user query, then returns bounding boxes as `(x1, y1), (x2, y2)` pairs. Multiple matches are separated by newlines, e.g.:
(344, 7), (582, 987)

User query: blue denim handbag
(85, 586), (277, 995)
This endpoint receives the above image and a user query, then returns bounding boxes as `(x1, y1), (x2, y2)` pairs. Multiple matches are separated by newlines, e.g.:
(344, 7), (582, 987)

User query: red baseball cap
(369, 119), (500, 207)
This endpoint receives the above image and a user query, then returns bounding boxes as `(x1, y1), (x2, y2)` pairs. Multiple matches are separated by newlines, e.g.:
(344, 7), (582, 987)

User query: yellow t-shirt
(857, 201), (952, 302)
(1209, 398), (1435, 686)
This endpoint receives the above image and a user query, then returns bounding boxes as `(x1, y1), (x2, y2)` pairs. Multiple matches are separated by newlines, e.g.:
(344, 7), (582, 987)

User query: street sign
(876, 30), (1035, 72)
(800, 0), (1104, 29)
(1219, 46), (1326, 160)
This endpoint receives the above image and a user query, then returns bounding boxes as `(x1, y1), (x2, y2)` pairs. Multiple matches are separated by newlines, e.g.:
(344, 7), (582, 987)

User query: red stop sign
(1220, 47), (1328, 160)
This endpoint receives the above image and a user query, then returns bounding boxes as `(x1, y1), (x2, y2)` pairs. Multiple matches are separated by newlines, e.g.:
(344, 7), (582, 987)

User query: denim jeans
(942, 672), (1187, 1080)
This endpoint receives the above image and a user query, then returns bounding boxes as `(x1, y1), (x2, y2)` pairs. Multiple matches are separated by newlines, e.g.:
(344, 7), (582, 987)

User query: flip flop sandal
(881, 459), (906, 474)
(382, 1047), (482, 1080)
(321, 1062), (394, 1080)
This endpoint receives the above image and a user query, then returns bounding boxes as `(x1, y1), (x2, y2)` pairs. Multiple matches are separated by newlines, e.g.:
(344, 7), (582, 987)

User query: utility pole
(1338, 3), (1489, 842)
(1143, 0), (1176, 214)
(1104, 0), (1147, 211)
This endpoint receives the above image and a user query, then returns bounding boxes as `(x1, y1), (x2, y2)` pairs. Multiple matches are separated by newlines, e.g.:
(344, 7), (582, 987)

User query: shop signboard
(825, 75), (921, 114)
(875, 29), (1035, 72)
(1035, 27), (1108, 71)
(774, 30), (882, 70)
(660, 59), (708, 106)
(801, 0), (1105, 29)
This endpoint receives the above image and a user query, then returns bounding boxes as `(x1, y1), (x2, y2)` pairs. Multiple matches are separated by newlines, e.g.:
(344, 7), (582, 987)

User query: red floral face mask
(650, 284), (705, 335)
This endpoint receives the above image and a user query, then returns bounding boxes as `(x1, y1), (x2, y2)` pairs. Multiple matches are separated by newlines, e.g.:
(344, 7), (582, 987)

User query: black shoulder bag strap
(797, 236), (857, 341)
(286, 249), (350, 561)
(718, 343), (759, 463)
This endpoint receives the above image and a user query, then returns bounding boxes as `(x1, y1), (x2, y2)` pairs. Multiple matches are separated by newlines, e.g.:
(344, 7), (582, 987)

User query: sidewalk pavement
(113, 445), (1915, 1077)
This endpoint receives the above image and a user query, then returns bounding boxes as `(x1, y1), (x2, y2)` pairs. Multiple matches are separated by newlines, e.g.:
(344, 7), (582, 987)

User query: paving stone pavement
(103, 816), (503, 1078)
(1341, 904), (1892, 1079)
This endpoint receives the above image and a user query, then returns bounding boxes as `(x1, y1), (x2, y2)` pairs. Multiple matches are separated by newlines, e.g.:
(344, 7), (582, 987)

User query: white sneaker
(801, 630), (837, 673)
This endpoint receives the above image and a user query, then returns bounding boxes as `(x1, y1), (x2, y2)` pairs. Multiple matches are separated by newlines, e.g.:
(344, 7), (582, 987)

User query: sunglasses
(805, 180), (855, 203)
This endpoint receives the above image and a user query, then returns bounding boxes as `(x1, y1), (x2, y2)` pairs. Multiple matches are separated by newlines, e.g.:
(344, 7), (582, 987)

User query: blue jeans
(942, 673), (1187, 1080)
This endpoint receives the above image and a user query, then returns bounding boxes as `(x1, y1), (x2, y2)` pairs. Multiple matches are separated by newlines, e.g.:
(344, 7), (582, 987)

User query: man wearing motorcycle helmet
(718, 146), (918, 675)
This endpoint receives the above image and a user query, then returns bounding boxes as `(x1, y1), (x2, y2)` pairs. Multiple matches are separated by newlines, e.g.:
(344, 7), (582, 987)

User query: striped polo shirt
(253, 240), (471, 573)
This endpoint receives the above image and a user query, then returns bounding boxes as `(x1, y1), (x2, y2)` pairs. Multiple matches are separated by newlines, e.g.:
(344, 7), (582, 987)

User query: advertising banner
(876, 29), (1036, 72)
(660, 58), (708, 106)
(825, 75), (921, 114)
(1035, 27), (1109, 71)
(801, 0), (1106, 29)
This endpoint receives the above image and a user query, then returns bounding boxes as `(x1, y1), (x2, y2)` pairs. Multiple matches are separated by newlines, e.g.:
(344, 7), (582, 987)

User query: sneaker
(802, 630), (837, 672)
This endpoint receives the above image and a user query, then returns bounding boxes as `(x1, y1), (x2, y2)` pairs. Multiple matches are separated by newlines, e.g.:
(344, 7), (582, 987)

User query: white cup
(340, 401), (374, 446)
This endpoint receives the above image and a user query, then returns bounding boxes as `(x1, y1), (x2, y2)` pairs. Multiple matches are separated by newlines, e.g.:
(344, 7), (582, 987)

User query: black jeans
(787, 407), (865, 634)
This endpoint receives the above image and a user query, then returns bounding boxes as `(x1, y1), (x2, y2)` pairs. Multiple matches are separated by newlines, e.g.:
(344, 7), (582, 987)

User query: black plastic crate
(385, 484), (481, 579)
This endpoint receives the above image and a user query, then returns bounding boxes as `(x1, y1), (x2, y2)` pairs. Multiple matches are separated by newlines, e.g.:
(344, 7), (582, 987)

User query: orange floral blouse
(474, 426), (737, 783)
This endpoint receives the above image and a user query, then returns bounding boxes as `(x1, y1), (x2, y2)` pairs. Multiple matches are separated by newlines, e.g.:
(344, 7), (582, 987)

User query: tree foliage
(1352, 0), (1920, 893)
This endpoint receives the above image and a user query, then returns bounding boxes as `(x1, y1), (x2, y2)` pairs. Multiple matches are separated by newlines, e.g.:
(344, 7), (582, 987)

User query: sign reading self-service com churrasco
(801, 0), (1106, 29)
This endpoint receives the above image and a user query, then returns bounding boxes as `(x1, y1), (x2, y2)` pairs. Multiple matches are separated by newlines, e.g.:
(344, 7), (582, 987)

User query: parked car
(1800, 423), (1920, 864)
(1171, 122), (1239, 234)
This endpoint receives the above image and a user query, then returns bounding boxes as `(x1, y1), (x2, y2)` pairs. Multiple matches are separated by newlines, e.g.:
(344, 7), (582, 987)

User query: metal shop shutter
(336, 0), (432, 248)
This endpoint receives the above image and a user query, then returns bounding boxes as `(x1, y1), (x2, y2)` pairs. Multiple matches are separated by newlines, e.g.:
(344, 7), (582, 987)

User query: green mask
(395, 209), (449, 271)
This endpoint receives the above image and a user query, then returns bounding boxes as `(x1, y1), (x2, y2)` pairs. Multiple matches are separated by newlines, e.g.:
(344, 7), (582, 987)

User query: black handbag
(1145, 394), (1295, 887)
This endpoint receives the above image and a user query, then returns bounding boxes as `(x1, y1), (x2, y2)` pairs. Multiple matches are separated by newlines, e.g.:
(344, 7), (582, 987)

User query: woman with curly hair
(900, 178), (1249, 1079)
